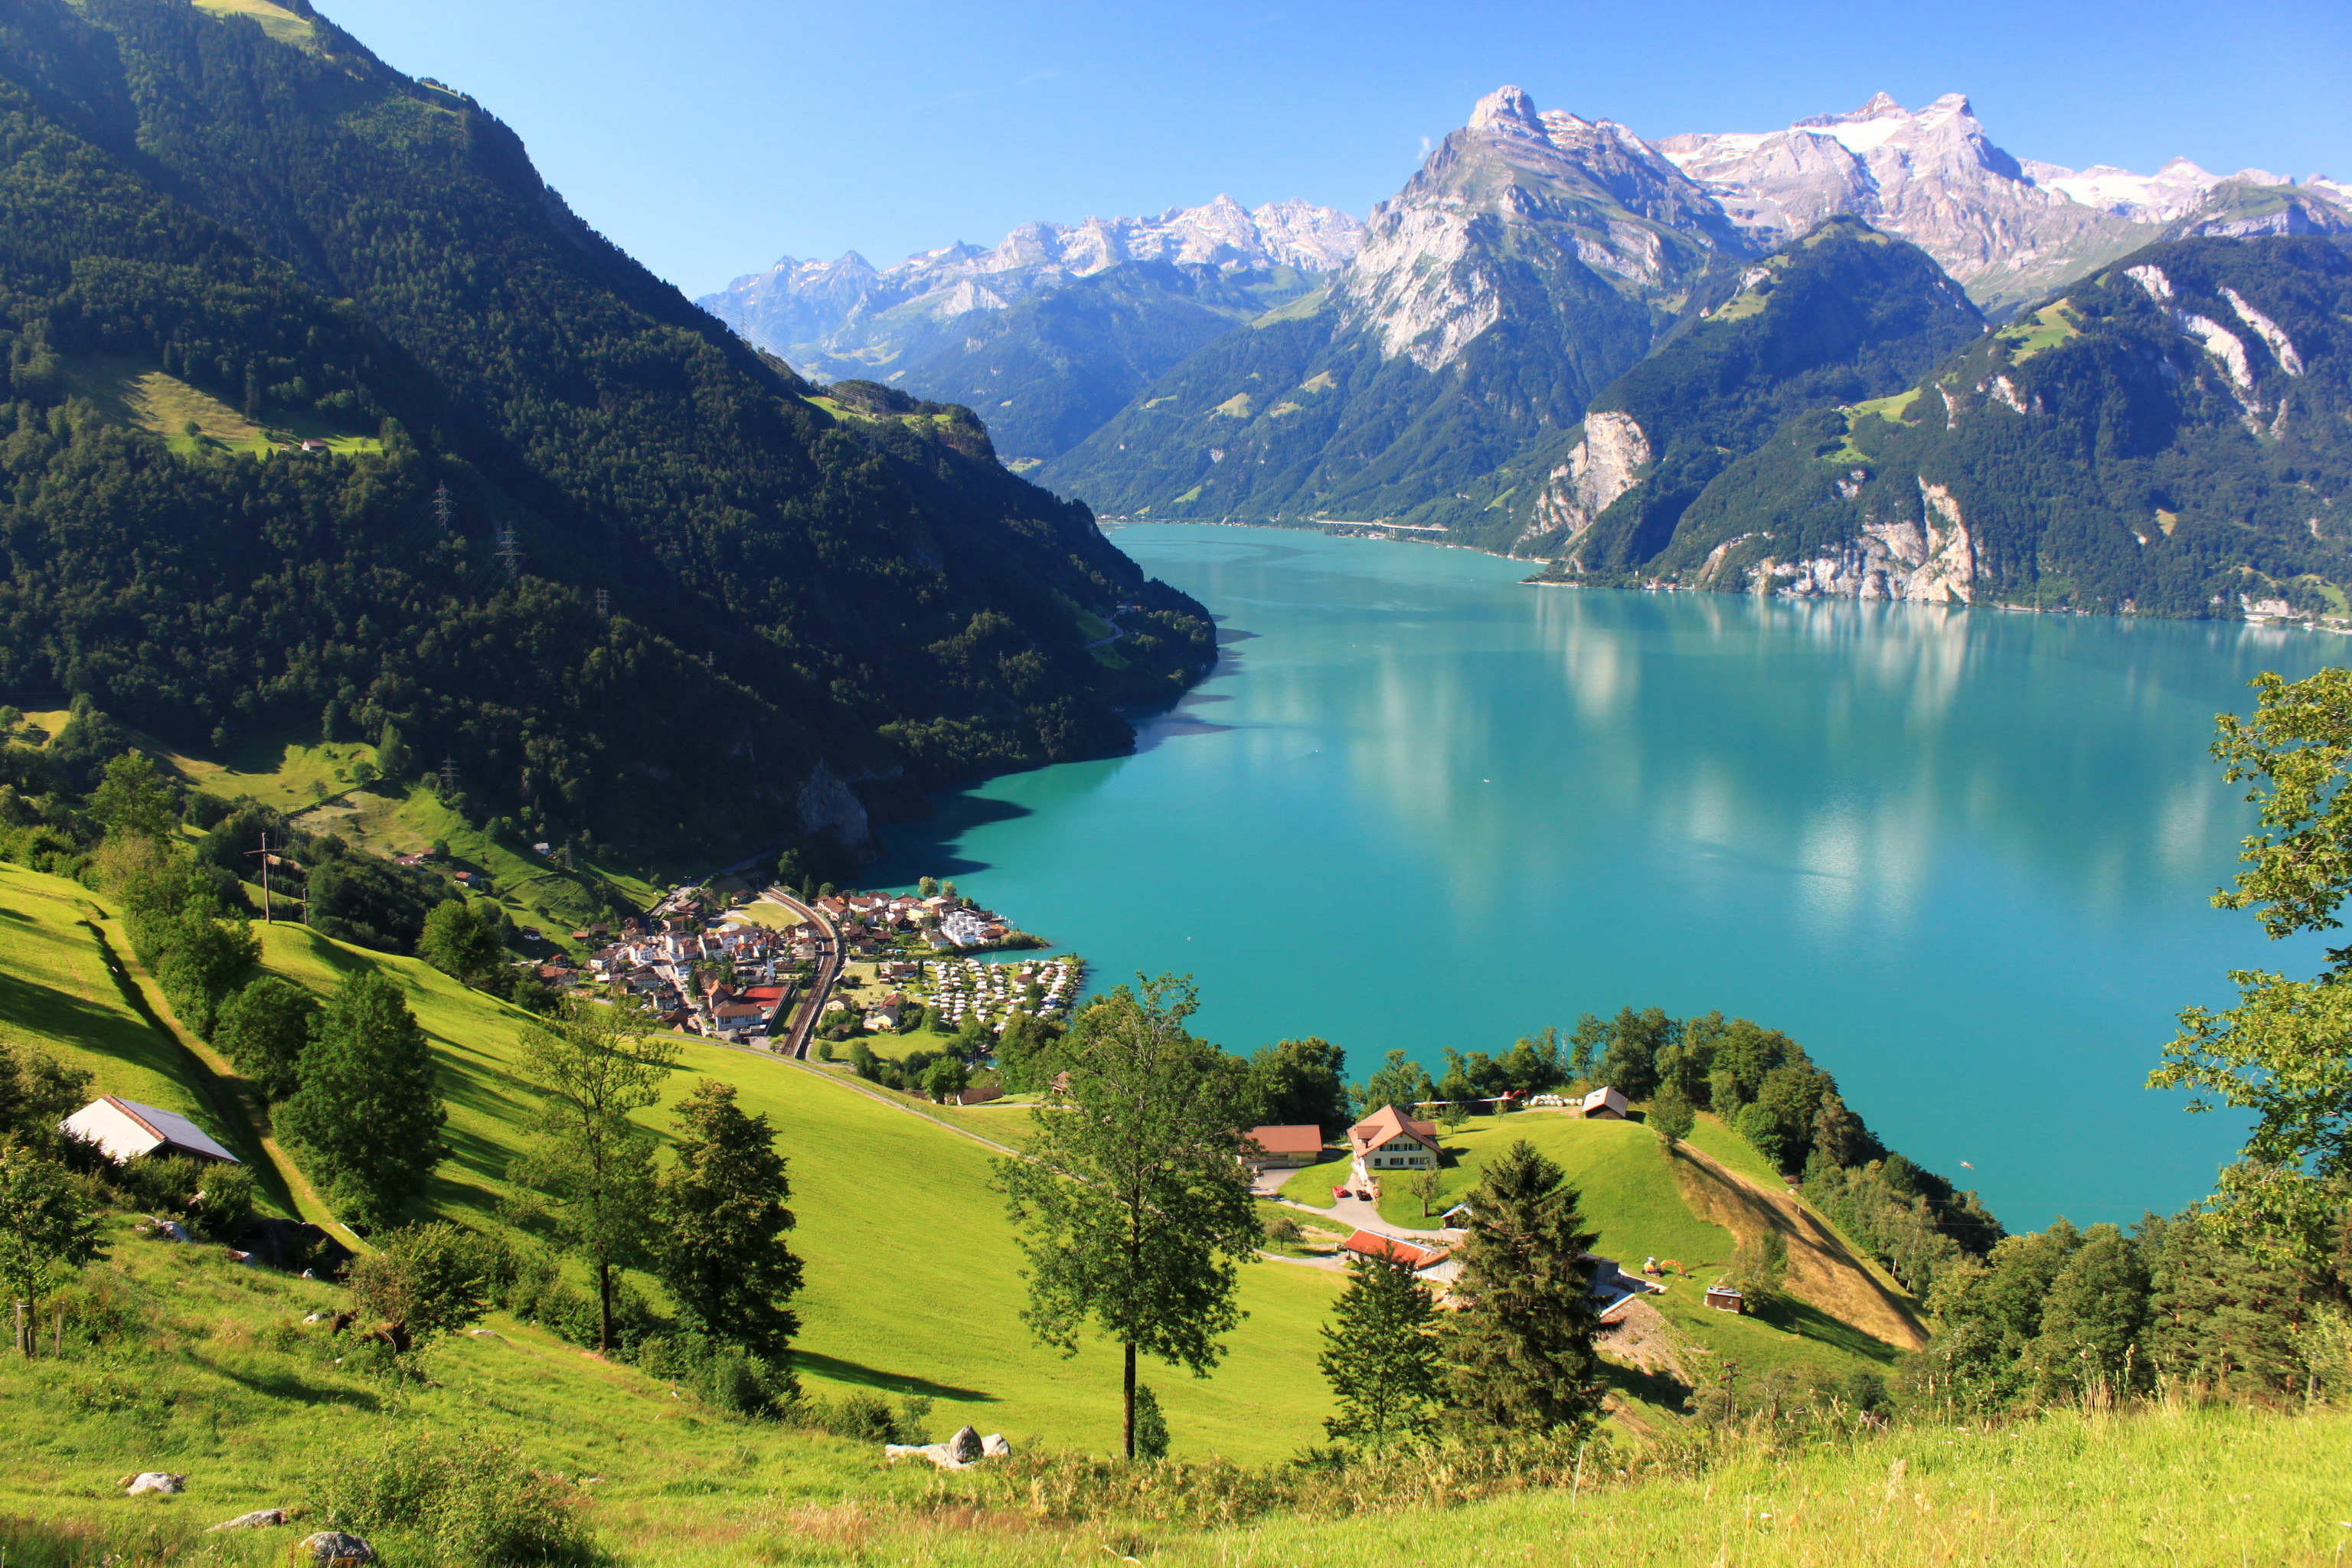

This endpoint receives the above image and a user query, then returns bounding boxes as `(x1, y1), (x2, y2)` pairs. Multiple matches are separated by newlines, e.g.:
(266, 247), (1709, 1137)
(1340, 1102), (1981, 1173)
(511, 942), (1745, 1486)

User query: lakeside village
(509, 874), (1082, 1080)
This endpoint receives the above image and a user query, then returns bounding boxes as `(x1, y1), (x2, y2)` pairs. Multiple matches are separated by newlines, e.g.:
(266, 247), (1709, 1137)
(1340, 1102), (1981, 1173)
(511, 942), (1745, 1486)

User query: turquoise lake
(872, 524), (2340, 1231)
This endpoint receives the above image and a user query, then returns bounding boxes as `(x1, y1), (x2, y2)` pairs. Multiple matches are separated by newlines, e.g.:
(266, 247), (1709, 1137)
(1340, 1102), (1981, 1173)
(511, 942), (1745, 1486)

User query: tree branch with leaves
(995, 975), (1259, 1460)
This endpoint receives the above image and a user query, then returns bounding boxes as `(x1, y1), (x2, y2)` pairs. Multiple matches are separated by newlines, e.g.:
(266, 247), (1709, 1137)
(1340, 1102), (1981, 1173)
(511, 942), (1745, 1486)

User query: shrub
(633, 1332), (793, 1417)
(316, 1426), (593, 1566)
(348, 1223), (501, 1342)
(786, 1390), (933, 1444)
(115, 1152), (205, 1213)
(191, 1164), (253, 1240)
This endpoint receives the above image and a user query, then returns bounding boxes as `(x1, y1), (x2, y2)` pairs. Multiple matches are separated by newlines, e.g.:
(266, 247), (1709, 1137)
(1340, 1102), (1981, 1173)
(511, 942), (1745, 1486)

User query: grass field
(1374, 1112), (1735, 1266)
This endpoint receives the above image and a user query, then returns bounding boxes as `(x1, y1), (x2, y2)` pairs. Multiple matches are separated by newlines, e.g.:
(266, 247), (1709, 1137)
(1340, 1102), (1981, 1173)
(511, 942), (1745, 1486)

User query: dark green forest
(0, 0), (1212, 861)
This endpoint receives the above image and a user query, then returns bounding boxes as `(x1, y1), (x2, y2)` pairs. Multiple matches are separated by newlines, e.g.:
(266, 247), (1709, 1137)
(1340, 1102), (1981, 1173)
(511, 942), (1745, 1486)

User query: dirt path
(1667, 1142), (1928, 1351)
(90, 913), (370, 1255)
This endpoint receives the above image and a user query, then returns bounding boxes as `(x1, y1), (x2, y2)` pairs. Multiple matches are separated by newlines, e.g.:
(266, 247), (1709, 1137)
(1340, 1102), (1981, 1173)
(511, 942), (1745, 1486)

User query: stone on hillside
(882, 1442), (969, 1470)
(981, 1433), (1011, 1458)
(122, 1472), (185, 1494)
(296, 1530), (376, 1563)
(207, 1508), (288, 1530)
(946, 1425), (982, 1464)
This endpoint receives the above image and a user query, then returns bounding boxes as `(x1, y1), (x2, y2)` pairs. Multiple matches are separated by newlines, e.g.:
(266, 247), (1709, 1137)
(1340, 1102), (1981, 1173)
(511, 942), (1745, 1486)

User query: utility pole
(594, 587), (609, 619)
(244, 830), (272, 923)
(433, 481), (453, 533)
(495, 525), (521, 582)
(439, 755), (458, 799)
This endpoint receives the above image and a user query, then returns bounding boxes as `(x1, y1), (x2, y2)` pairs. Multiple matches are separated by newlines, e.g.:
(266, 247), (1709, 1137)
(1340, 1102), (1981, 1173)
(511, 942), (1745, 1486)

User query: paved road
(758, 886), (839, 1061)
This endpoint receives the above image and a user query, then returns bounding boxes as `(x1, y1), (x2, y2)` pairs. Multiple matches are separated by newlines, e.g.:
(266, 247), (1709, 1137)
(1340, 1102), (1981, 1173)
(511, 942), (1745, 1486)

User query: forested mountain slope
(0, 0), (1211, 861)
(1551, 235), (2352, 616)
(1465, 217), (1986, 561)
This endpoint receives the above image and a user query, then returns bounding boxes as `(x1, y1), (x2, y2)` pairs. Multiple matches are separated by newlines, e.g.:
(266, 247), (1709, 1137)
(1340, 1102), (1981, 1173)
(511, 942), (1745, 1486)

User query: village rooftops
(1340, 1230), (1450, 1271)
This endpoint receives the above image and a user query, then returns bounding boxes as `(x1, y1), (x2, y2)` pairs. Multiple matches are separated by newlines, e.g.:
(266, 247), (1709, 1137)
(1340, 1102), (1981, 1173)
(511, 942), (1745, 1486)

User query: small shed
(1579, 1085), (1631, 1120)
(59, 1096), (240, 1166)
(1704, 1284), (1746, 1314)
(1243, 1124), (1325, 1169)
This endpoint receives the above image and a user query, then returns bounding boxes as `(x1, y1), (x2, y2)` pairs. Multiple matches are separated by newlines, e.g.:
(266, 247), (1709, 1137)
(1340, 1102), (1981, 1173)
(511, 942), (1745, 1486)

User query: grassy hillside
(9, 1222), (2339, 1567)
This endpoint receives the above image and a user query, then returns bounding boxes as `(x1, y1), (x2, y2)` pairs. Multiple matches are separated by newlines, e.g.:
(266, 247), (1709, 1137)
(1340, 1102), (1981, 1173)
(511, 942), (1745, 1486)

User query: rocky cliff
(1605, 237), (2352, 619)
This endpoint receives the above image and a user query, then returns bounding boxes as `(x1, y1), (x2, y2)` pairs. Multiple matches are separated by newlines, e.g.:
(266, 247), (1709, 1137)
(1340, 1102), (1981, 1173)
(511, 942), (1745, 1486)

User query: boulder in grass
(296, 1530), (375, 1563)
(946, 1425), (982, 1464)
(981, 1433), (1011, 1458)
(121, 1472), (185, 1494)
(882, 1442), (968, 1470)
(207, 1508), (287, 1530)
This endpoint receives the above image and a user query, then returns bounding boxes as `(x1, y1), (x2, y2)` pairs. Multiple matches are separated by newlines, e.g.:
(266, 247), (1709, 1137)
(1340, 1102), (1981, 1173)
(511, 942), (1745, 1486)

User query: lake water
(873, 524), (2339, 1231)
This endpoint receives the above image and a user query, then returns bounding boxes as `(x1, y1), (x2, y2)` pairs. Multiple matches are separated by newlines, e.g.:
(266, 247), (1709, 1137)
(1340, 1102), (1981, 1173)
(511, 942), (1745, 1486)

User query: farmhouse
(1579, 1085), (1631, 1120)
(1243, 1124), (1325, 1169)
(60, 1096), (239, 1165)
(1348, 1104), (1440, 1174)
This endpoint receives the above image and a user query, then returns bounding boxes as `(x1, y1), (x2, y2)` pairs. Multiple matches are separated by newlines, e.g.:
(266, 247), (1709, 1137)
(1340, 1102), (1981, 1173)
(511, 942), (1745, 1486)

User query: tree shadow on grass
(792, 1350), (995, 1403)
(194, 1355), (386, 1412)
(1754, 1298), (1905, 1364)
(1601, 1356), (1691, 1415)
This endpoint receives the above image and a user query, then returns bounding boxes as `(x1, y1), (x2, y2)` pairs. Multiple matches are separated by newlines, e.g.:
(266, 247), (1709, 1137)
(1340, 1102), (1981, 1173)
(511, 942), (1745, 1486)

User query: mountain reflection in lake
(872, 525), (2336, 1230)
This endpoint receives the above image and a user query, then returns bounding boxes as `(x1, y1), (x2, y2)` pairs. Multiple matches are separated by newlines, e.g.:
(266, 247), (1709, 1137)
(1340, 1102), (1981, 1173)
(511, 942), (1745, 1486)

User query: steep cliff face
(1040, 86), (1752, 528)
(1507, 217), (1984, 568)
(1628, 237), (2352, 619)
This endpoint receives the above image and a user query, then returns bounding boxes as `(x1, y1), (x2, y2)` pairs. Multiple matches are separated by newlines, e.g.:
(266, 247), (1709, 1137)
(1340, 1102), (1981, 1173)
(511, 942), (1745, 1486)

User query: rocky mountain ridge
(701, 195), (1361, 380)
(1658, 91), (2351, 316)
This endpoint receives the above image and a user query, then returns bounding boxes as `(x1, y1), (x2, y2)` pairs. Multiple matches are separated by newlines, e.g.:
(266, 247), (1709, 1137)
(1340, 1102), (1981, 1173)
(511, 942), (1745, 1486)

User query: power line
(495, 525), (521, 582)
(432, 481), (453, 534)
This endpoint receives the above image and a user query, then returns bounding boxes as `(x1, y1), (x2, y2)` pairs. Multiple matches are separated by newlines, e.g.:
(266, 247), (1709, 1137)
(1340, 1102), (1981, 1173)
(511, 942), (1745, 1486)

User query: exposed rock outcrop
(1524, 412), (1651, 557)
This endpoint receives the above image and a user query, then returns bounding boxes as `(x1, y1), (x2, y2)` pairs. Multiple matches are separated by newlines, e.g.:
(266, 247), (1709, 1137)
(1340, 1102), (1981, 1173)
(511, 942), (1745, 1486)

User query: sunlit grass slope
(247, 926), (1345, 1462)
(0, 862), (252, 1158)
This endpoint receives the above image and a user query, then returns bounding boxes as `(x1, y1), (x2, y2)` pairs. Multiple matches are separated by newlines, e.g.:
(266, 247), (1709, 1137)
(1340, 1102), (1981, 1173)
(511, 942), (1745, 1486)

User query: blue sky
(323, 0), (2352, 298)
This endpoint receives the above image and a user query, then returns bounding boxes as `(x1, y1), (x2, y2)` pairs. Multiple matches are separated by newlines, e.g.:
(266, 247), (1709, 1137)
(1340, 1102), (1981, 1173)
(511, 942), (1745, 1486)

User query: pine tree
(1318, 1252), (1442, 1448)
(655, 1080), (805, 1364)
(1439, 1138), (1605, 1434)
(276, 971), (446, 1230)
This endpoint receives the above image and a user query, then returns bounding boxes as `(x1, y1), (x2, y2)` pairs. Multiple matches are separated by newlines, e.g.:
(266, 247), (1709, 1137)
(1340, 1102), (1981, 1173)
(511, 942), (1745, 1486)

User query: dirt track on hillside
(1668, 1144), (1929, 1351)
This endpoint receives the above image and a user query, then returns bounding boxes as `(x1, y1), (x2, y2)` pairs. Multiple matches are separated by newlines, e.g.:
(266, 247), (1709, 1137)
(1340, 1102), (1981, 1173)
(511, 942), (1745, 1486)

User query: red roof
(741, 986), (786, 1002)
(1341, 1230), (1449, 1270)
(1245, 1124), (1324, 1157)
(1347, 1104), (1440, 1160)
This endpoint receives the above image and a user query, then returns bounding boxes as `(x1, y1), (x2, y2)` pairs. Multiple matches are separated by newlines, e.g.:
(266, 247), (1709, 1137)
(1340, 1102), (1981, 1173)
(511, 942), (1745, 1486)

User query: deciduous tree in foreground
(996, 975), (1259, 1460)
(508, 1001), (679, 1351)
(2154, 669), (2352, 1267)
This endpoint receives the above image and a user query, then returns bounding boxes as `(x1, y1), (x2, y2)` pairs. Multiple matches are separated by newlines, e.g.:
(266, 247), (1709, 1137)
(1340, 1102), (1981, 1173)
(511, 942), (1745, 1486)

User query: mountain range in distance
(698, 85), (2350, 622)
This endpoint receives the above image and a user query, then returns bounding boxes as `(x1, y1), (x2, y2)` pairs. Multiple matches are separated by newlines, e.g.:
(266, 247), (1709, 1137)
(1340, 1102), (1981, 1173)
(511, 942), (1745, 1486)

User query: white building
(60, 1096), (240, 1165)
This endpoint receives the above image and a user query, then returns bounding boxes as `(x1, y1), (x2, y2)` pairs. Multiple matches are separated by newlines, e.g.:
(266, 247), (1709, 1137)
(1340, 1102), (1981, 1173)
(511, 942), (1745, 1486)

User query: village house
(710, 1001), (767, 1037)
(1243, 1124), (1325, 1170)
(1580, 1086), (1631, 1120)
(1340, 1230), (1452, 1275)
(60, 1096), (240, 1165)
(863, 992), (908, 1032)
(1348, 1104), (1442, 1180)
